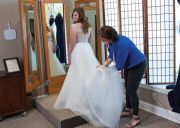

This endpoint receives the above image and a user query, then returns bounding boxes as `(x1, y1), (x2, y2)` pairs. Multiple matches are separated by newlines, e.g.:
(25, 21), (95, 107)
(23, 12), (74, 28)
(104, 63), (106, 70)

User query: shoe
(120, 109), (133, 118)
(126, 116), (141, 128)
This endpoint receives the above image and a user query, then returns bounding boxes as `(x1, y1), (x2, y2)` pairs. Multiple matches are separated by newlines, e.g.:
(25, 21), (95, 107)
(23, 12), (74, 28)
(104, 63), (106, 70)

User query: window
(103, 0), (119, 32)
(103, 0), (176, 84)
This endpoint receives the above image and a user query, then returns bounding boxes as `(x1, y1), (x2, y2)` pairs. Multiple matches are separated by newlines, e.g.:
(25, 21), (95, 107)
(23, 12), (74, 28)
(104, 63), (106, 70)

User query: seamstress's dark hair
(100, 26), (118, 41)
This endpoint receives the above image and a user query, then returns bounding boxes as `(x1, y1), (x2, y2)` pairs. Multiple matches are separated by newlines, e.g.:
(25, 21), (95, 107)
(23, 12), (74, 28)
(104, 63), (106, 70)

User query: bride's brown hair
(72, 7), (90, 33)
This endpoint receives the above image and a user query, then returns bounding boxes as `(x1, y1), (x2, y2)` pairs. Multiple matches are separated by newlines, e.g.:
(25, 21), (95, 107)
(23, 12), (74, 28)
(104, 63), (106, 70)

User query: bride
(53, 7), (125, 128)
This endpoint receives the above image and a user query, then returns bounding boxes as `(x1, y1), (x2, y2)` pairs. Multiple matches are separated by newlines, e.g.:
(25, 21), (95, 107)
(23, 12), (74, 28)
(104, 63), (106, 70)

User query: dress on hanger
(55, 13), (66, 64)
(53, 23), (125, 128)
(47, 31), (66, 76)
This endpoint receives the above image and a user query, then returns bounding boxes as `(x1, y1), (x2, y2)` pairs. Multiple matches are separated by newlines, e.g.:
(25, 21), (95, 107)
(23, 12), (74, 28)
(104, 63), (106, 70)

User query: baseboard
(140, 100), (180, 124)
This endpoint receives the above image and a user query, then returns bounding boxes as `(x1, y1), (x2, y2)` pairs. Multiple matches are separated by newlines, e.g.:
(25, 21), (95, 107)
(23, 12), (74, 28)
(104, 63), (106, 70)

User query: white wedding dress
(53, 25), (125, 128)
(47, 32), (66, 76)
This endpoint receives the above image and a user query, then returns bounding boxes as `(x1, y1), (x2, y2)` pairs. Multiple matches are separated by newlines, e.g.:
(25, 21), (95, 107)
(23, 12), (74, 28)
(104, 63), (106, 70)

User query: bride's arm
(68, 24), (77, 63)
(51, 28), (56, 53)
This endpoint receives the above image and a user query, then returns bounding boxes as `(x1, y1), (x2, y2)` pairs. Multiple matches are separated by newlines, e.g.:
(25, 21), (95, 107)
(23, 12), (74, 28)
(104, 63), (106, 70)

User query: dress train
(53, 42), (125, 128)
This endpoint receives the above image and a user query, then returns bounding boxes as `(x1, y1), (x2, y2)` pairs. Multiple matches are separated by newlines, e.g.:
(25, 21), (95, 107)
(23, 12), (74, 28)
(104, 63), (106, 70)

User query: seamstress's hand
(96, 65), (107, 69)
(96, 65), (101, 68)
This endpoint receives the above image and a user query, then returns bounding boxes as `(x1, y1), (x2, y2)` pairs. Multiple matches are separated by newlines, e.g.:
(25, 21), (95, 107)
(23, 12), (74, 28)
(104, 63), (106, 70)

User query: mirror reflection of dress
(30, 45), (37, 71)
(47, 28), (66, 76)
(29, 32), (37, 71)
(53, 23), (125, 128)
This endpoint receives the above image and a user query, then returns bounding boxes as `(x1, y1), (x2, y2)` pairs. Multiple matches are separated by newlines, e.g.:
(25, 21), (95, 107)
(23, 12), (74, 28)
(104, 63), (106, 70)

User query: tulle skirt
(53, 42), (125, 128)
(48, 42), (66, 76)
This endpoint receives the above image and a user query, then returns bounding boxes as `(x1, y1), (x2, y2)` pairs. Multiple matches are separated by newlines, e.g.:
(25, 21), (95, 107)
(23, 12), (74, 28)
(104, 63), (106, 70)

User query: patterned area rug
(1, 109), (180, 128)
(0, 109), (54, 128)
(76, 109), (180, 128)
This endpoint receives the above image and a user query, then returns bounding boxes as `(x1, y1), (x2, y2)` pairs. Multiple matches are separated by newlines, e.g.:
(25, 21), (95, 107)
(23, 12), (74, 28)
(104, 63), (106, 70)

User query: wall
(138, 87), (171, 110)
(0, 0), (22, 71)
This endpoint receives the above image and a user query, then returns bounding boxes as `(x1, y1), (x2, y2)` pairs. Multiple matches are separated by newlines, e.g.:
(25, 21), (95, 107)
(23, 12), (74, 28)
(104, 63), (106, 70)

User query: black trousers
(124, 59), (147, 116)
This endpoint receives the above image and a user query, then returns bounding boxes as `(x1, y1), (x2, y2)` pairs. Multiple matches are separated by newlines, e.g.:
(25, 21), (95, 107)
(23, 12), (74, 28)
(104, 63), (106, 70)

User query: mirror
(43, 2), (69, 78)
(25, 3), (39, 83)
(41, 0), (70, 94)
(20, 0), (42, 92)
(75, 0), (102, 63)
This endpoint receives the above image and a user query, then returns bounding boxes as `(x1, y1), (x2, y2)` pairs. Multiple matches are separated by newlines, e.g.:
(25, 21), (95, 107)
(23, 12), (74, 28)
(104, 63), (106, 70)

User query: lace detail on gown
(76, 27), (91, 43)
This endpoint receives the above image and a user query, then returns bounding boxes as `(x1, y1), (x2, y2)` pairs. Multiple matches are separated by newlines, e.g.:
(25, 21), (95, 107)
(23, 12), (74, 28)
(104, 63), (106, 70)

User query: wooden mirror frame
(19, 0), (42, 92)
(41, 0), (70, 94)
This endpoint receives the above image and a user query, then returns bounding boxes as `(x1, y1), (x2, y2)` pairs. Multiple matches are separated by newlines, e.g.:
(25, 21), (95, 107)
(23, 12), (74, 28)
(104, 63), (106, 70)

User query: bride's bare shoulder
(71, 23), (82, 28)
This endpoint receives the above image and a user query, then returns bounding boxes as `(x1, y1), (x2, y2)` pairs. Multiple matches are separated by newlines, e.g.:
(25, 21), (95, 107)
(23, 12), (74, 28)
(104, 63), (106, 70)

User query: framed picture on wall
(3, 57), (21, 73)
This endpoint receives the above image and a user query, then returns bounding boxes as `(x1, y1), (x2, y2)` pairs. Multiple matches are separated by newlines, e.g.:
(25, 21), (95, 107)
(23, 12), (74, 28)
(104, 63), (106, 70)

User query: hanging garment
(55, 13), (66, 64)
